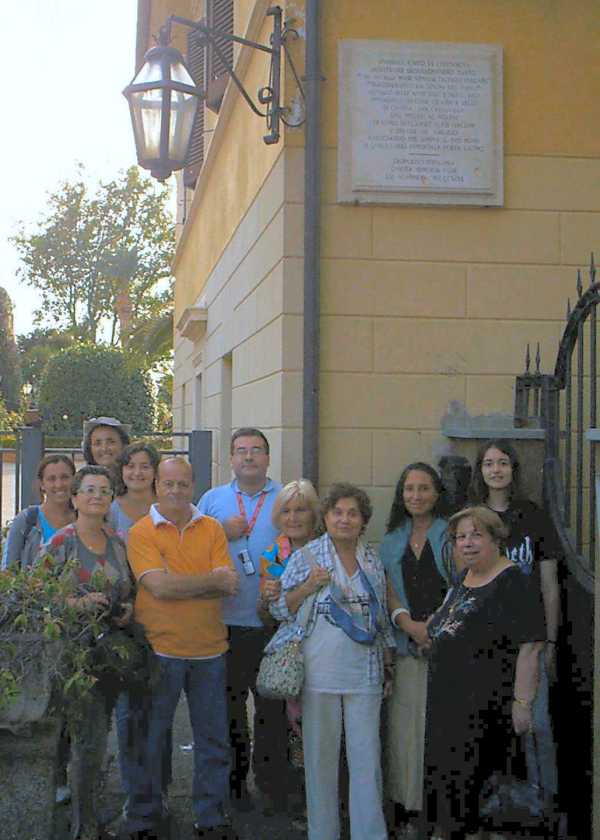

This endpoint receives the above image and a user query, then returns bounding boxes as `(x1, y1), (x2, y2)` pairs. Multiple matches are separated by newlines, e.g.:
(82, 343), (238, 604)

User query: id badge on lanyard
(236, 490), (267, 576)
(238, 548), (255, 576)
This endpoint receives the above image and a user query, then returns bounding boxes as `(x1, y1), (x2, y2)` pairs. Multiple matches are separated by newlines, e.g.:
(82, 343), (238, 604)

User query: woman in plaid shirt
(269, 482), (395, 840)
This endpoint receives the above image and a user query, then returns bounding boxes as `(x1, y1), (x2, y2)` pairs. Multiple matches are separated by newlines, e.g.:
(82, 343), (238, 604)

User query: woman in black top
(468, 439), (559, 800)
(425, 506), (544, 840)
(380, 463), (450, 837)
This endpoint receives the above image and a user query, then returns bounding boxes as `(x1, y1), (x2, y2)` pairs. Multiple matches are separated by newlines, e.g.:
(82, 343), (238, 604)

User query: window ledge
(176, 306), (208, 343)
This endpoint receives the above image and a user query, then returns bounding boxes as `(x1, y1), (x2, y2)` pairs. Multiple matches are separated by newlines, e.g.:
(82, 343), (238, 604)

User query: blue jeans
(115, 692), (173, 796)
(525, 651), (558, 799)
(125, 654), (230, 831)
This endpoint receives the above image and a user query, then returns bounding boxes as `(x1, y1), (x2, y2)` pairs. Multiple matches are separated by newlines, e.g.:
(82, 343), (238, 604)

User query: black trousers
(226, 625), (292, 799)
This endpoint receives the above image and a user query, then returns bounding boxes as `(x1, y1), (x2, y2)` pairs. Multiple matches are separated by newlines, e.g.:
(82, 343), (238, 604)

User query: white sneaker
(55, 785), (71, 805)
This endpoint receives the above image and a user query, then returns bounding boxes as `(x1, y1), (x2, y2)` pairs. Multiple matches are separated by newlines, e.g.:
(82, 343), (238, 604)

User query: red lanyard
(236, 490), (267, 537)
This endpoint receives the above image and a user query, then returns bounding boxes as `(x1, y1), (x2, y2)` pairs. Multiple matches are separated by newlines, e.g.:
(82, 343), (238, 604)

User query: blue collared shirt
(197, 478), (281, 626)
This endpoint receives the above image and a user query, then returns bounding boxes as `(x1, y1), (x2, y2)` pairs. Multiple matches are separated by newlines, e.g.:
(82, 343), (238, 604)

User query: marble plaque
(338, 41), (503, 206)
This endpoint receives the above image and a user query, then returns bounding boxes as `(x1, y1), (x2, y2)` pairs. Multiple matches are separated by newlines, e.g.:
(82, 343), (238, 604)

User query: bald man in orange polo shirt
(123, 457), (239, 840)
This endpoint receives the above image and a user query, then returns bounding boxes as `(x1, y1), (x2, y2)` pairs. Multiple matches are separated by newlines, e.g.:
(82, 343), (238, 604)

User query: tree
(17, 328), (73, 403)
(12, 166), (175, 350)
(125, 310), (174, 372)
(0, 289), (21, 411)
(38, 345), (154, 434)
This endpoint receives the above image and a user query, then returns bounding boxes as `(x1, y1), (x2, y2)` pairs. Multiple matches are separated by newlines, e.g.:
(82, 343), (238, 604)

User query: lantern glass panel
(169, 90), (197, 162)
(132, 58), (165, 86)
(171, 60), (195, 86)
(130, 89), (164, 159)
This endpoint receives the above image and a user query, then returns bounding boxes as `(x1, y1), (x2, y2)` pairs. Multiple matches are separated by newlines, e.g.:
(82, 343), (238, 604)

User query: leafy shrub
(0, 559), (155, 723)
(39, 344), (154, 434)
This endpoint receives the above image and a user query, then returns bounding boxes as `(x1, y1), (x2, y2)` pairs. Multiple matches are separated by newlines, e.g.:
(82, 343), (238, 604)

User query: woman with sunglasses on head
(82, 417), (131, 472)
(379, 462), (451, 839)
(2, 454), (76, 569)
(40, 465), (132, 840)
(468, 439), (560, 805)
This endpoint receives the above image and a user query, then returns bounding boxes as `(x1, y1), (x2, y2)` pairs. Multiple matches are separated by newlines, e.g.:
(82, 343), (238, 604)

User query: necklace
(410, 517), (431, 554)
(410, 532), (427, 553)
(76, 526), (105, 554)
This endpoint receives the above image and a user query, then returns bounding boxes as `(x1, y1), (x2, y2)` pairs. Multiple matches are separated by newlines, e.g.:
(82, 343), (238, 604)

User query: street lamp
(123, 6), (304, 181)
(123, 27), (201, 181)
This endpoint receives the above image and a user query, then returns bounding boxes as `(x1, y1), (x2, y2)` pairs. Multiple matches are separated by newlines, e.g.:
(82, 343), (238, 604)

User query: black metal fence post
(19, 426), (44, 509)
(189, 430), (212, 502)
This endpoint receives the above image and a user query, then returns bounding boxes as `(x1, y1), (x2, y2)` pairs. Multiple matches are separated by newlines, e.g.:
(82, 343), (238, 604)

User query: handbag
(479, 731), (551, 831)
(256, 554), (319, 700)
(256, 635), (305, 700)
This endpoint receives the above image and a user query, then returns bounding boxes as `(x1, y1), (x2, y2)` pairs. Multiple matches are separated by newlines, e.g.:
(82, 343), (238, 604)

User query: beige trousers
(384, 654), (428, 811)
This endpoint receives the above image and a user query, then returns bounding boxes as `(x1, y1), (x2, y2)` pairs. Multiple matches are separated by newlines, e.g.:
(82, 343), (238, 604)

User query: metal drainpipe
(302, 0), (321, 486)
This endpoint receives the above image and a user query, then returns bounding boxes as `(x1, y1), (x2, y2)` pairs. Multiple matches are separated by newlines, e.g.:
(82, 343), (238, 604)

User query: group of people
(1, 420), (560, 840)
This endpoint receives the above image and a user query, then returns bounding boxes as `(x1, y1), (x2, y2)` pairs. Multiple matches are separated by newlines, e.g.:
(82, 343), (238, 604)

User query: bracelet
(390, 607), (409, 626)
(513, 697), (532, 708)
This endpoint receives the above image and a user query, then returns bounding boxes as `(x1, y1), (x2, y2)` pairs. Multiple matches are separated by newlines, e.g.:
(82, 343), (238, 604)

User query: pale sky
(0, 0), (153, 336)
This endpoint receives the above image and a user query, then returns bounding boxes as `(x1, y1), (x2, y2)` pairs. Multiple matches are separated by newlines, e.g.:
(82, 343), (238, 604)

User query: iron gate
(514, 254), (596, 839)
(515, 254), (598, 594)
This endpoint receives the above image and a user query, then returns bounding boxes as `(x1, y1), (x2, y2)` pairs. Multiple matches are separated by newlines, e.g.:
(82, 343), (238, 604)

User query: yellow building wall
(170, 0), (303, 482)
(309, 0), (600, 537)
(164, 0), (599, 519)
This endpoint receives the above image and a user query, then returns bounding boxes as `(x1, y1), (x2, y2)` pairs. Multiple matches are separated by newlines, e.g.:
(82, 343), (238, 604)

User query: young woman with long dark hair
(468, 439), (559, 803)
(380, 462), (451, 838)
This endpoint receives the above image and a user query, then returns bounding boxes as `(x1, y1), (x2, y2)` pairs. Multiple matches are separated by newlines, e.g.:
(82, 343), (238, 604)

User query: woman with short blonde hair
(271, 479), (321, 532)
(258, 478), (321, 823)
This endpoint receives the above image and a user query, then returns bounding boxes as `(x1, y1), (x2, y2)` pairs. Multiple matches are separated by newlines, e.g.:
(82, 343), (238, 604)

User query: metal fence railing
(1, 426), (212, 528)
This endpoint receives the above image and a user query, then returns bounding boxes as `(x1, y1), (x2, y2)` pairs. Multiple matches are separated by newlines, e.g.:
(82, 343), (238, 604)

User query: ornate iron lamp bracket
(164, 5), (304, 145)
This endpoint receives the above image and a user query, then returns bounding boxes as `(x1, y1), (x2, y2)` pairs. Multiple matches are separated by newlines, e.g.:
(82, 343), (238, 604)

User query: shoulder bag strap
(296, 546), (321, 634)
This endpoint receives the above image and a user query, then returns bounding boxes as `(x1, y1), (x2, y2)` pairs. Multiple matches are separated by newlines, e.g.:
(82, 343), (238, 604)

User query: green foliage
(17, 328), (73, 403)
(151, 365), (173, 434)
(0, 394), (22, 434)
(38, 344), (154, 434)
(0, 559), (150, 723)
(11, 165), (175, 354)
(0, 289), (21, 410)
(0, 669), (19, 712)
(126, 310), (174, 371)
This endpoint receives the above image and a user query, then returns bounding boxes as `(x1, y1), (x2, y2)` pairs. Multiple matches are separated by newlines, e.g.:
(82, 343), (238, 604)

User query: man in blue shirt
(197, 428), (285, 812)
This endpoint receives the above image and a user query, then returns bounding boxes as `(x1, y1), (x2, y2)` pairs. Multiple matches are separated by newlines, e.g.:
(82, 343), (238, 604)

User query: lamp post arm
(209, 37), (268, 118)
(166, 7), (288, 143)
(168, 15), (275, 55)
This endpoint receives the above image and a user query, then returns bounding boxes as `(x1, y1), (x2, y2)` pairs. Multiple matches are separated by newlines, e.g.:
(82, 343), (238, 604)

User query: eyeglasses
(77, 487), (113, 497)
(233, 446), (266, 457)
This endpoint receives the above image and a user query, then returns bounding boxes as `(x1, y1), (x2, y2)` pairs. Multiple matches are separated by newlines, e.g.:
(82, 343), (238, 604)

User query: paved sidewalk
(53, 696), (306, 839)
(50, 698), (558, 839)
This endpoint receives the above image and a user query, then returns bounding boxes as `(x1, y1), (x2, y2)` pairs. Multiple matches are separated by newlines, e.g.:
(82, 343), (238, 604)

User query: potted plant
(0, 557), (149, 728)
(0, 557), (156, 840)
